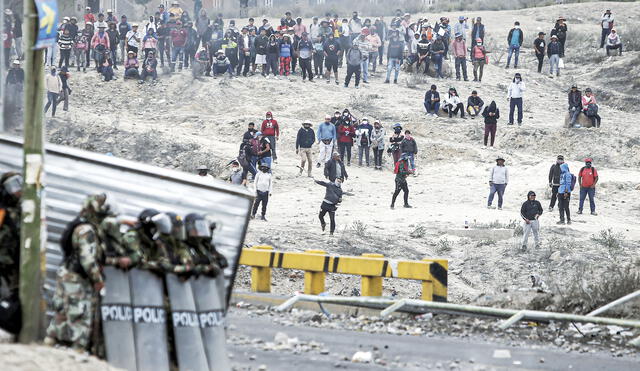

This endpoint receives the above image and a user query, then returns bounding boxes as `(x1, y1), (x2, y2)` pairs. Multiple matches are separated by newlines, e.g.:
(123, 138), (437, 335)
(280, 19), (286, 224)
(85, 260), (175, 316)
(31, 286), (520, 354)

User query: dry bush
(409, 224), (427, 238)
(435, 237), (452, 255)
(484, 38), (506, 66)
(351, 220), (369, 238)
(405, 73), (429, 89)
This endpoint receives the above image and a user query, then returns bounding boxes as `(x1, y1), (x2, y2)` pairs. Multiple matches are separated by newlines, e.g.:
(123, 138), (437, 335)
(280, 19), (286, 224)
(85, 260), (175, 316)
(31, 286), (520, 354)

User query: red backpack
(249, 138), (260, 156)
(394, 159), (407, 174)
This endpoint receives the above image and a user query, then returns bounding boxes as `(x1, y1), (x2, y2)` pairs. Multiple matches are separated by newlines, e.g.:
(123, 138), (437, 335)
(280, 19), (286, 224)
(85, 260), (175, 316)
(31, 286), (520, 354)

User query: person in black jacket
(533, 32), (546, 73)
(550, 17), (567, 58)
(470, 17), (484, 57)
(568, 85), (582, 128)
(324, 152), (348, 182)
(548, 155), (563, 211)
(315, 178), (344, 235)
(466, 90), (484, 118)
(521, 191), (543, 250)
(296, 121), (316, 177)
(481, 101), (499, 148)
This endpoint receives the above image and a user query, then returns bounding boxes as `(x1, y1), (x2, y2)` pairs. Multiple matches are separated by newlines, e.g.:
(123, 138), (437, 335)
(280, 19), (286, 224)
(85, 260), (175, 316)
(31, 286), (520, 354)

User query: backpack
(59, 217), (88, 276)
(249, 138), (260, 156)
(570, 174), (577, 191)
(586, 103), (598, 117)
(393, 159), (407, 174)
(237, 152), (249, 168)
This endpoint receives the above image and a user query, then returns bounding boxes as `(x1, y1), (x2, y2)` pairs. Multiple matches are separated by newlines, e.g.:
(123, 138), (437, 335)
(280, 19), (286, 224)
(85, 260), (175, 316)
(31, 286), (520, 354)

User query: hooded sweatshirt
(482, 101), (500, 125)
(558, 163), (573, 194)
(520, 192), (543, 220)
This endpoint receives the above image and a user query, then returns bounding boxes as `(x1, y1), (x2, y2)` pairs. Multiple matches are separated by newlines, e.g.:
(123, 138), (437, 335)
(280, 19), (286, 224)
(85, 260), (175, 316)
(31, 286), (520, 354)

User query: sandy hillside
(41, 2), (640, 307)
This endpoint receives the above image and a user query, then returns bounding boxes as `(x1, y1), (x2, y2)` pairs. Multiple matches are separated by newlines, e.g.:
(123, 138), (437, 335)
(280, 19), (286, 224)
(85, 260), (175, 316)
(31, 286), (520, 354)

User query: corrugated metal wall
(0, 134), (253, 308)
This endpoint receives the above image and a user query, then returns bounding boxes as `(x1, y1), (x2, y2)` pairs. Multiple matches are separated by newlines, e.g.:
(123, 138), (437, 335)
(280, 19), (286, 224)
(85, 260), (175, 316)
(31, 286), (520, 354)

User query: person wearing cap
(297, 32), (314, 81)
(84, 6), (96, 24)
(520, 191), (543, 250)
(453, 15), (468, 41)
(264, 34), (279, 77)
(391, 152), (412, 209)
(258, 18), (273, 37)
(356, 118), (373, 167)
(600, 10), (614, 49)
(581, 88), (601, 128)
(424, 84), (441, 117)
(507, 73), (525, 125)
(557, 162), (573, 224)
(506, 21), (523, 69)
(316, 115), (337, 167)
(349, 11), (362, 42)
(488, 157), (508, 210)
(451, 32), (468, 81)
(568, 85), (582, 128)
(296, 121), (316, 177)
(118, 16), (131, 64)
(91, 24), (110, 71)
(169, 1), (184, 22)
(400, 130), (417, 174)
(481, 101), (499, 148)
(124, 51), (140, 79)
(170, 21), (188, 71)
(547, 35), (561, 77)
(370, 121), (385, 170)
(158, 4), (169, 25)
(155, 21), (171, 67)
(236, 26), (252, 76)
(65, 16), (79, 40)
(261, 112), (279, 162)
(323, 32), (342, 84)
(58, 28), (74, 69)
(106, 9), (116, 23)
(533, 32), (546, 73)
(547, 155), (564, 212)
(196, 165), (215, 180)
(6, 60), (24, 108)
(466, 90), (484, 118)
(353, 31), (371, 83)
(416, 33), (430, 74)
(578, 158), (599, 215)
(471, 38), (487, 82)
(212, 49), (232, 77)
(606, 29), (622, 56)
(471, 17), (484, 53)
(324, 152), (348, 184)
(126, 23), (142, 56)
(551, 17), (567, 58)
(140, 50), (158, 83)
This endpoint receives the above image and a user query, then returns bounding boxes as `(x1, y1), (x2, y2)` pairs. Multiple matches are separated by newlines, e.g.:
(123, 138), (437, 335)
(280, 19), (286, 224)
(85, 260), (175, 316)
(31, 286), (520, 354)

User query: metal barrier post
(361, 253), (384, 296)
(250, 246), (273, 292)
(304, 250), (326, 294)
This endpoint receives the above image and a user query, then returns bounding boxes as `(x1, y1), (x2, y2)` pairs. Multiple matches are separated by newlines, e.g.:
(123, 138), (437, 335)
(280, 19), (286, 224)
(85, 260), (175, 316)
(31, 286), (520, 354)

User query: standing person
(126, 23), (142, 55)
(367, 26), (381, 74)
(487, 157), (508, 210)
(600, 10), (614, 49)
(356, 118), (373, 167)
(236, 27), (252, 76)
(344, 43), (364, 88)
(316, 115), (337, 167)
(371, 121), (385, 170)
(424, 84), (441, 117)
(507, 73), (525, 126)
(466, 90), (484, 118)
(453, 16), (469, 41)
(251, 164), (273, 221)
(481, 101), (499, 148)
(349, 11), (362, 42)
(557, 162), (573, 224)
(337, 119), (356, 165)
(106, 23), (120, 69)
(547, 35), (561, 77)
(582, 88), (601, 128)
(443, 87), (465, 118)
(73, 28), (89, 72)
(315, 177), (344, 236)
(82, 23), (94, 69)
(384, 30), (403, 84)
(324, 152), (348, 183)
(577, 158), (599, 216)
(416, 33), (431, 75)
(389, 123), (404, 163)
(278, 34), (292, 76)
(44, 68), (62, 117)
(142, 28), (158, 60)
(57, 67), (71, 112)
(83, 6), (96, 24)
(156, 22), (170, 68)
(568, 84), (582, 128)
(228, 160), (247, 186)
(400, 130), (418, 174)
(353, 31), (371, 83)
(312, 35), (324, 78)
(451, 33), (468, 81)
(374, 17), (387, 66)
(254, 28), (268, 76)
(5, 60), (24, 109)
(297, 32), (314, 82)
(90, 25), (110, 70)
(265, 34), (279, 77)
(183, 21), (199, 69)
(470, 17), (485, 54)
(323, 32), (341, 84)
(170, 21), (188, 72)
(256, 131), (273, 168)
(261, 112), (280, 163)
(390, 153), (412, 209)
(520, 191), (543, 250)
(118, 15), (131, 64)
(533, 32), (546, 73)
(505, 21), (523, 69)
(550, 17), (567, 58)
(296, 121), (315, 177)
(430, 36), (445, 79)
(471, 38), (487, 82)
(548, 155), (564, 212)
(196, 9), (210, 48)
(57, 28), (74, 69)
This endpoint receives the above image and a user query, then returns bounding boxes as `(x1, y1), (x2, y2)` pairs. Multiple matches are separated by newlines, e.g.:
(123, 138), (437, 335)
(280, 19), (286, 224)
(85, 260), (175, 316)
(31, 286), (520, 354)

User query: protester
(424, 84), (441, 117)
(279, 34), (292, 76)
(471, 17), (485, 52)
(451, 33), (468, 81)
(385, 30), (403, 83)
(228, 160), (247, 186)
(390, 152), (412, 209)
(466, 90), (484, 118)
(323, 33), (341, 84)
(400, 130), (418, 174)
(124, 51), (140, 79)
(57, 28), (74, 69)
(139, 50), (158, 83)
(5, 61), (24, 109)
(551, 16), (567, 58)
(577, 157), (599, 215)
(557, 162), (573, 224)
(296, 121), (315, 177)
(251, 164), (272, 221)
(548, 35), (561, 77)
(389, 123), (404, 163)
(488, 157), (508, 210)
(481, 101), (499, 148)
(606, 29), (622, 56)
(142, 28), (158, 59)
(506, 21), (523, 69)
(265, 34), (280, 77)
(600, 10), (614, 49)
(171, 21), (188, 71)
(582, 88), (601, 128)
(356, 118), (373, 167)
(44, 68), (62, 117)
(312, 35), (324, 77)
(316, 115), (337, 167)
(337, 117), (356, 165)
(430, 36), (445, 78)
(471, 38), (487, 82)
(315, 176), (344, 236)
(118, 15), (131, 63)
(126, 24), (142, 55)
(568, 84), (582, 128)
(297, 32), (314, 81)
(367, 27), (382, 74)
(344, 43), (364, 88)
(548, 155), (564, 212)
(533, 32), (546, 73)
(106, 23), (120, 69)
(256, 131), (272, 168)
(443, 87), (465, 118)
(212, 49), (232, 77)
(261, 111), (280, 162)
(520, 191), (543, 250)
(57, 67), (71, 112)
(370, 121), (385, 170)
(507, 73), (525, 125)
(237, 27), (252, 76)
(324, 152), (348, 182)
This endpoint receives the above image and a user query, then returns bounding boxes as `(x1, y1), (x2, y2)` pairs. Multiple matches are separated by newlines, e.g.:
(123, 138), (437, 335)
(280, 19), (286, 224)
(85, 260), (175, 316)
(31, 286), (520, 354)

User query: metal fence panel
(0, 134), (253, 309)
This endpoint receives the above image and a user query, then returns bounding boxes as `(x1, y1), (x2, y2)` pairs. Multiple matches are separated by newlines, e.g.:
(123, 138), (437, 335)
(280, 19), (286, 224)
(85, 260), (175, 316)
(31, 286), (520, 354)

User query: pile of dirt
(0, 343), (119, 371)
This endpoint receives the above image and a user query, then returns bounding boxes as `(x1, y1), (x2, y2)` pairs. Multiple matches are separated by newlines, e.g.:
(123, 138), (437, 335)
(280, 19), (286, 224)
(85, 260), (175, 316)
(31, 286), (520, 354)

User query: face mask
(515, 26), (520, 29)
(586, 163), (592, 168)
(394, 128), (401, 133)
(232, 167), (240, 172)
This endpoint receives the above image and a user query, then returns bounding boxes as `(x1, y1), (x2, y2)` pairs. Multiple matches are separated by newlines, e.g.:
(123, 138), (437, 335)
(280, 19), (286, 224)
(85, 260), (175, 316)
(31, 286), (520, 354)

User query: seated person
(139, 51), (158, 83)
(212, 49), (232, 77)
(567, 84), (582, 128)
(606, 29), (622, 56)
(443, 87), (464, 118)
(582, 88), (601, 128)
(101, 52), (115, 81)
(423, 84), (440, 117)
(124, 51), (140, 79)
(193, 47), (211, 77)
(466, 90), (484, 118)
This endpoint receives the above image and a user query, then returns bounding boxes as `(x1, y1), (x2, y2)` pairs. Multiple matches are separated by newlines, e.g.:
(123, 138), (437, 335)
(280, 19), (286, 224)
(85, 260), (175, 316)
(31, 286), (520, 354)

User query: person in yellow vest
(168, 1), (184, 22)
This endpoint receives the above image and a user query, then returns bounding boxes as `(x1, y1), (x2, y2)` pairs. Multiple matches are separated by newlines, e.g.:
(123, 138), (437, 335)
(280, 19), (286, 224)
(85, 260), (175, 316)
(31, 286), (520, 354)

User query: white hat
(132, 23), (139, 27)
(85, 6), (91, 9)
(4, 9), (13, 15)
(12, 60), (20, 65)
(107, 9), (113, 12)
(217, 49), (224, 53)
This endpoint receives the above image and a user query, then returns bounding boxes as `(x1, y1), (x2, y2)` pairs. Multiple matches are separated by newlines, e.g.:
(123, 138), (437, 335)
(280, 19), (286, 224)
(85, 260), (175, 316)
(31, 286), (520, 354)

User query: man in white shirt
(126, 24), (142, 55)
(252, 164), (273, 221)
(488, 157), (509, 210)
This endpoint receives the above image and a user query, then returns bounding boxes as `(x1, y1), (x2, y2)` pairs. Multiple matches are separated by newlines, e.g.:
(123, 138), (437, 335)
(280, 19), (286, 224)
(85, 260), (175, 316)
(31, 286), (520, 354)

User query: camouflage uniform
(100, 217), (143, 267)
(157, 235), (195, 275)
(185, 237), (221, 277)
(122, 226), (164, 272)
(46, 223), (104, 350)
(0, 204), (21, 295)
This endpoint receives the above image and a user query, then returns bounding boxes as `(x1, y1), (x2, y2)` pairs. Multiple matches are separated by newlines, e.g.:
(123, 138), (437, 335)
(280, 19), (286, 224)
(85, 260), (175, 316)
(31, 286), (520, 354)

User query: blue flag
(35, 0), (59, 49)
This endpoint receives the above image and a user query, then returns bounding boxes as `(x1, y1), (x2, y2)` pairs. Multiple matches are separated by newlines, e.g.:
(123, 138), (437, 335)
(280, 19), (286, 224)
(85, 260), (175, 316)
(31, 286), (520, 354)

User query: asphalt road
(228, 313), (639, 371)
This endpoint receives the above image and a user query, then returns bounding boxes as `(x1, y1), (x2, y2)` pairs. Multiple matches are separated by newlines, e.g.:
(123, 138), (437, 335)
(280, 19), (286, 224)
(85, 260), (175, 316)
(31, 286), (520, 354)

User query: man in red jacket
(170, 21), (188, 71)
(261, 111), (280, 162)
(337, 121), (356, 166)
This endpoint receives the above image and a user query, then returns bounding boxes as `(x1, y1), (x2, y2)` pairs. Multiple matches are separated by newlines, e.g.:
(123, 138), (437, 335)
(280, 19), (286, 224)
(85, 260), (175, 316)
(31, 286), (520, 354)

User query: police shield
(191, 275), (232, 371)
(101, 266), (137, 371)
(129, 268), (170, 371)
(165, 274), (209, 371)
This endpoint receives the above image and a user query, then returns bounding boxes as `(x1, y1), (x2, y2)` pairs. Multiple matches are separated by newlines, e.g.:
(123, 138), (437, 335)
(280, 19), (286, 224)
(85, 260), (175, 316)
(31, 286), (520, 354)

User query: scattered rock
(351, 351), (373, 363)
